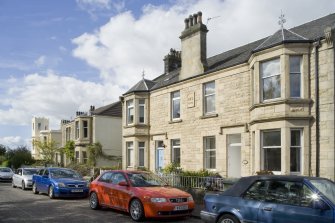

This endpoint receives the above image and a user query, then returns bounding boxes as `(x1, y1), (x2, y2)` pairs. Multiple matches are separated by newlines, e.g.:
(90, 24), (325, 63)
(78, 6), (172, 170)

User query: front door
(227, 134), (241, 178)
(156, 148), (164, 171)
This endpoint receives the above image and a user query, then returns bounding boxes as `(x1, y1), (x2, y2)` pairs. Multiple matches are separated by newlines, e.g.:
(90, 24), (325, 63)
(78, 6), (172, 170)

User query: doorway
(227, 134), (241, 178)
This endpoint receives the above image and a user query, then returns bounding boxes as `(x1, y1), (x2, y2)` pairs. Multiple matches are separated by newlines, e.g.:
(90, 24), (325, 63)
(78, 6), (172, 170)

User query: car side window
(43, 169), (49, 176)
(112, 173), (126, 185)
(244, 180), (268, 201)
(98, 172), (113, 183)
(38, 169), (44, 175)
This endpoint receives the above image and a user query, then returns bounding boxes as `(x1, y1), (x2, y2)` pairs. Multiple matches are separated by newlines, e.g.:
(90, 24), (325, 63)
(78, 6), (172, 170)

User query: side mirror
(118, 181), (129, 187)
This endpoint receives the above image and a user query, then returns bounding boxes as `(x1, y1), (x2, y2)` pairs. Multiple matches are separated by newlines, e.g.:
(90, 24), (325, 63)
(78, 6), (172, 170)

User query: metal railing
(159, 174), (236, 191)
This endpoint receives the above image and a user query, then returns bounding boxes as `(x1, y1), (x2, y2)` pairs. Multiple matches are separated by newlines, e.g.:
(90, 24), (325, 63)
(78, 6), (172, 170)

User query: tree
(33, 140), (59, 164)
(5, 146), (34, 169)
(63, 140), (75, 163)
(0, 144), (7, 156)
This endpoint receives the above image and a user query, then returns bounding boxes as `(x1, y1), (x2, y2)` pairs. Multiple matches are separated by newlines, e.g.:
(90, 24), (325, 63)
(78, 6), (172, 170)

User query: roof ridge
(286, 28), (308, 40)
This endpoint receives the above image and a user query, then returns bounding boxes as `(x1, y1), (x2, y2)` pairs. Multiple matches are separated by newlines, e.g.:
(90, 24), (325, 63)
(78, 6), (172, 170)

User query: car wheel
(89, 192), (100, 210)
(129, 199), (144, 222)
(12, 181), (16, 188)
(32, 183), (39, 194)
(48, 185), (54, 199)
(217, 214), (240, 223)
(22, 181), (26, 190)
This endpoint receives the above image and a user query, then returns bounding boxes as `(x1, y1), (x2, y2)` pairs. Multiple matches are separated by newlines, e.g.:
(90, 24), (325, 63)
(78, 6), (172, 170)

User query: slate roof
(91, 101), (122, 117)
(124, 13), (335, 95)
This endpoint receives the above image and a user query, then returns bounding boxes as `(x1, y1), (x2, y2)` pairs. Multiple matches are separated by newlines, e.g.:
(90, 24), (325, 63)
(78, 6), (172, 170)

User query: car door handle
(263, 207), (272, 212)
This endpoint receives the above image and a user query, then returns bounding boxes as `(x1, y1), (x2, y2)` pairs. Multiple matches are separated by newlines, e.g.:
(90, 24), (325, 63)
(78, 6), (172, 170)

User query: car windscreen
(0, 168), (12, 173)
(23, 169), (39, 175)
(309, 179), (335, 204)
(50, 169), (81, 179)
(127, 172), (166, 187)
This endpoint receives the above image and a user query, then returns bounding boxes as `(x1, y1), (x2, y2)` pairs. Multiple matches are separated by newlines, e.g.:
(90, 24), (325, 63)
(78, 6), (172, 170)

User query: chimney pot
(193, 13), (198, 24)
(189, 15), (193, 26)
(184, 18), (189, 29)
(197, 11), (202, 24)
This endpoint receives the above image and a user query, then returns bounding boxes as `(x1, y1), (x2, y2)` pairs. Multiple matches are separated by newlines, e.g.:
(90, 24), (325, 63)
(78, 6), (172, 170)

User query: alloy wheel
(130, 199), (144, 221)
(22, 181), (25, 190)
(89, 192), (100, 210)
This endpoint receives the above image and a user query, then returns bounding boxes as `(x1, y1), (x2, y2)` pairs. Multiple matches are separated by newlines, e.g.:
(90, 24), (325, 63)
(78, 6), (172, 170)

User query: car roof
(223, 175), (330, 197)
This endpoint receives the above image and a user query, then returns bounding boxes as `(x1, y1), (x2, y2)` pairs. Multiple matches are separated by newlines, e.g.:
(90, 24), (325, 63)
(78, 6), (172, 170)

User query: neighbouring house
(61, 101), (122, 167)
(31, 117), (62, 161)
(121, 12), (335, 180)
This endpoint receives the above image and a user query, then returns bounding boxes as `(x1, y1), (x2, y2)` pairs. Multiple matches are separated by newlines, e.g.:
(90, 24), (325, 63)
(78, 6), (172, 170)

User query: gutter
(314, 39), (321, 177)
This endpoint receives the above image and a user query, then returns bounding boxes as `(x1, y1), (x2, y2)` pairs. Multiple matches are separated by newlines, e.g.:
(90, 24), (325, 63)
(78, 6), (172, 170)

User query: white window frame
(261, 130), (281, 174)
(138, 99), (145, 124)
(82, 151), (88, 164)
(126, 100), (134, 125)
(290, 129), (302, 174)
(171, 139), (180, 164)
(171, 91), (180, 120)
(289, 56), (302, 98)
(83, 120), (88, 138)
(204, 136), (216, 170)
(260, 58), (281, 101)
(66, 127), (71, 142)
(138, 142), (145, 167)
(203, 81), (216, 115)
(127, 142), (134, 167)
(75, 121), (79, 139)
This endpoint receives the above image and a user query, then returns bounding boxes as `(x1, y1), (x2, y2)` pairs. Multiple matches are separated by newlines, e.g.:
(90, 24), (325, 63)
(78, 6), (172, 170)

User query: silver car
(0, 167), (14, 182)
(12, 168), (39, 190)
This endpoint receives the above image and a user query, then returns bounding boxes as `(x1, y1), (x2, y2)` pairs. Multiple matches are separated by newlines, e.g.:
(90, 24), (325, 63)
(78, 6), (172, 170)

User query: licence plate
(71, 189), (83, 193)
(174, 205), (188, 211)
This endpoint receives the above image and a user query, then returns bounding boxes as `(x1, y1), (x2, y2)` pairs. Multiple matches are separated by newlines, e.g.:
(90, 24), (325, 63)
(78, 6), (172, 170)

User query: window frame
(75, 121), (79, 139)
(126, 141), (134, 167)
(204, 136), (216, 170)
(289, 55), (302, 98)
(138, 99), (145, 124)
(83, 120), (88, 138)
(203, 81), (216, 115)
(261, 130), (281, 174)
(138, 142), (145, 167)
(290, 129), (302, 174)
(126, 100), (134, 125)
(171, 91), (181, 120)
(260, 58), (281, 101)
(171, 139), (181, 165)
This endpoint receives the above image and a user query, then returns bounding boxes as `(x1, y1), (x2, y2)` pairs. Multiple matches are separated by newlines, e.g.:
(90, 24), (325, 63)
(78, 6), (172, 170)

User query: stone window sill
(169, 119), (182, 124)
(200, 113), (218, 119)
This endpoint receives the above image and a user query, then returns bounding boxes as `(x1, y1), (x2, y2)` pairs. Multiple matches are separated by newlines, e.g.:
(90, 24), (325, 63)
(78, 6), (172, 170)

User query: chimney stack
(179, 11), (208, 80)
(163, 48), (181, 74)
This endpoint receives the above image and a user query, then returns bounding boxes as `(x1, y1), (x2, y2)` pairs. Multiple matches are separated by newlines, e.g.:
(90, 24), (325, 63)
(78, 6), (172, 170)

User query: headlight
(150, 198), (167, 203)
(188, 196), (193, 202)
(57, 182), (66, 188)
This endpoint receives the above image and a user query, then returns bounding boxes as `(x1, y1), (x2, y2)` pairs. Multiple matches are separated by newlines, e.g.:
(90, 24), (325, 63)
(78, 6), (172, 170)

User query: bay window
(262, 130), (281, 172)
(290, 56), (302, 98)
(290, 129), (302, 173)
(126, 100), (134, 125)
(261, 58), (281, 101)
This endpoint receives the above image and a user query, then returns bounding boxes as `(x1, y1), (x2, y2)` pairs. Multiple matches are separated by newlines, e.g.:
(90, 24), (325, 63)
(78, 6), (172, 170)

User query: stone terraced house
(121, 12), (335, 180)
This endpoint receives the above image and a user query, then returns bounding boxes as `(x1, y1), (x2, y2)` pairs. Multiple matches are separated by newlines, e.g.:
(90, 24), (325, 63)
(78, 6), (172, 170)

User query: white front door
(156, 147), (164, 171)
(227, 134), (241, 178)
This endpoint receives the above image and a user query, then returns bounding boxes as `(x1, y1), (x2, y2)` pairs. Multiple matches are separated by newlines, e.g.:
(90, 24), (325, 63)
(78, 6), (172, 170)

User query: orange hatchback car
(89, 170), (195, 221)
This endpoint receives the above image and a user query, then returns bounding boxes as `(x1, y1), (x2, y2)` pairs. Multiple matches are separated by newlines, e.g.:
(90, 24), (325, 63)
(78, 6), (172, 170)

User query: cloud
(34, 55), (46, 67)
(76, 0), (125, 19)
(0, 72), (125, 129)
(0, 136), (27, 148)
(72, 0), (335, 89)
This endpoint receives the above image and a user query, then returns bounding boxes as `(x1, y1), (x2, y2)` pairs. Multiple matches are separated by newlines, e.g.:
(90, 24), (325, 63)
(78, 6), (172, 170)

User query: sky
(0, 0), (334, 149)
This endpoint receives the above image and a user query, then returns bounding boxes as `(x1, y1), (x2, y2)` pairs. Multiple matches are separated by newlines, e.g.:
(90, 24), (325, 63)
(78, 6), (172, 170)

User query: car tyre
(22, 181), (26, 190)
(89, 192), (101, 210)
(32, 183), (39, 194)
(12, 181), (16, 188)
(217, 214), (240, 223)
(48, 185), (55, 199)
(129, 199), (144, 222)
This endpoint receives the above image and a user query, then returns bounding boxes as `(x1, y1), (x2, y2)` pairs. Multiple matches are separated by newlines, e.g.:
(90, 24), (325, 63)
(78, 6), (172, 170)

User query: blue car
(32, 167), (89, 199)
(201, 175), (335, 223)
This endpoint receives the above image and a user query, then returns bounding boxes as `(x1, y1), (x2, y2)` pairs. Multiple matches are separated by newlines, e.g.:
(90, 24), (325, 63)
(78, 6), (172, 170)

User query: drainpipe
(314, 39), (321, 177)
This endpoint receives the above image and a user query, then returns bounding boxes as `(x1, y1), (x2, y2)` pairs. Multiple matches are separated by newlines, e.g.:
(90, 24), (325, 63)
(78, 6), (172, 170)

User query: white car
(12, 168), (39, 190)
(0, 167), (14, 182)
